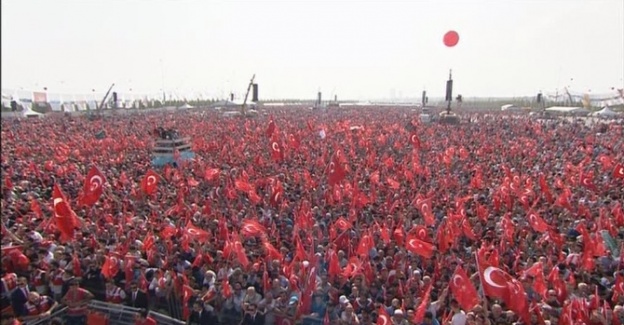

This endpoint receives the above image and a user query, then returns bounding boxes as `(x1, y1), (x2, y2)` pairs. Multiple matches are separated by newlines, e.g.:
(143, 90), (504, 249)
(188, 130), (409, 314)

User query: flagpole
(474, 252), (486, 299)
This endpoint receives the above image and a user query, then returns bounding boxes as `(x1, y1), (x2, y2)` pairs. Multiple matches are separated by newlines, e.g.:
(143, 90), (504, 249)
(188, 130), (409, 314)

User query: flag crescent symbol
(147, 175), (157, 186)
(528, 214), (538, 226)
(53, 198), (64, 208)
(411, 135), (417, 144)
(452, 274), (463, 288)
(378, 315), (389, 325)
(272, 142), (280, 152)
(89, 175), (103, 191)
(618, 167), (624, 176)
(483, 266), (507, 288)
(408, 239), (420, 250)
(418, 229), (427, 239)
(187, 228), (199, 236)
(329, 162), (335, 174)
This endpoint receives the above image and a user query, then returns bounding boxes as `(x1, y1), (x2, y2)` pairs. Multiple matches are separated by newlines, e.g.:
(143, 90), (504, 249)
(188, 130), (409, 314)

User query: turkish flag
(101, 254), (120, 279)
(405, 234), (435, 258)
(409, 225), (431, 243)
(262, 240), (283, 261)
(266, 118), (276, 138)
(140, 170), (160, 195)
(476, 252), (512, 299)
(204, 168), (220, 181)
(79, 165), (106, 206)
(413, 195), (435, 226)
(579, 170), (597, 191)
(613, 163), (624, 179)
(526, 211), (551, 233)
(450, 266), (479, 311)
(185, 223), (211, 241)
(240, 219), (267, 238)
(409, 133), (421, 149)
(52, 184), (78, 242)
(327, 154), (346, 186)
(270, 141), (284, 162)
(376, 306), (391, 325)
(413, 283), (432, 323)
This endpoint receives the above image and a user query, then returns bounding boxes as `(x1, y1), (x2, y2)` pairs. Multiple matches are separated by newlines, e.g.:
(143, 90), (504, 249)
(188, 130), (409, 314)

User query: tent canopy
(591, 107), (619, 117)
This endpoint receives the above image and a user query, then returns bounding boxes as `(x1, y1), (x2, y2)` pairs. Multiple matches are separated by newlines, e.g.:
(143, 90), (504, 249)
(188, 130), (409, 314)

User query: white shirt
(451, 311), (467, 325)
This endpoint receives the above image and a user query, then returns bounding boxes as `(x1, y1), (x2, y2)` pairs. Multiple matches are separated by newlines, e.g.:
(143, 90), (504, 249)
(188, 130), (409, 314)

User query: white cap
(394, 309), (403, 315)
(339, 296), (348, 304)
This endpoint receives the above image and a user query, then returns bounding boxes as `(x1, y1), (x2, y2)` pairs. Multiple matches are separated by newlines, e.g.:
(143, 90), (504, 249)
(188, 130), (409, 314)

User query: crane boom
(241, 74), (256, 116)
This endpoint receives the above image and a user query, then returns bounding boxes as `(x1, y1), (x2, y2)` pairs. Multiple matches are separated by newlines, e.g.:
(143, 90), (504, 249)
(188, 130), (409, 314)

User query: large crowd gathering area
(1, 107), (623, 325)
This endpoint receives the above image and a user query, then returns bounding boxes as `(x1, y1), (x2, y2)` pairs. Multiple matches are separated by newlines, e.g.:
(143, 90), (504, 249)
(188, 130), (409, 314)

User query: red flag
(79, 166), (106, 206)
(450, 266), (479, 311)
(266, 118), (276, 137)
(52, 184), (78, 242)
(614, 163), (624, 179)
(376, 306), (391, 325)
(327, 155), (346, 186)
(405, 234), (435, 258)
(579, 170), (597, 191)
(101, 254), (120, 279)
(204, 168), (220, 181)
(413, 284), (432, 323)
(185, 223), (211, 241)
(526, 211), (551, 233)
(413, 195), (435, 226)
(409, 133), (421, 149)
(140, 170), (160, 195)
(270, 141), (284, 162)
(240, 219), (268, 238)
(476, 252), (512, 299)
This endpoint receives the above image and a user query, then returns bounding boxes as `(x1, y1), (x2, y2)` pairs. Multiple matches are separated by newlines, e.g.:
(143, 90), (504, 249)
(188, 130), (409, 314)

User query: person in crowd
(135, 309), (157, 325)
(61, 278), (93, 325)
(240, 302), (264, 325)
(186, 300), (216, 325)
(126, 280), (148, 310)
(10, 277), (30, 318)
(105, 280), (126, 304)
(20, 292), (58, 322)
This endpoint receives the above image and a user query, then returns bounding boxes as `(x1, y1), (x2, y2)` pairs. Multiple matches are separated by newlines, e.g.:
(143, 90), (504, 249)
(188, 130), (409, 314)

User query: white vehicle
(420, 114), (432, 123)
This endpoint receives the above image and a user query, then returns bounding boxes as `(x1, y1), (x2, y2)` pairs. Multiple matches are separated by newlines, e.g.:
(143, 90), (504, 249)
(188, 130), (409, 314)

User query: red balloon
(443, 30), (459, 47)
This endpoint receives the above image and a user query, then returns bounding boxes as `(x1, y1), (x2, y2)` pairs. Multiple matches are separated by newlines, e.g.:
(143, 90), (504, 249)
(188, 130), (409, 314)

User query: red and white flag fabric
(376, 306), (391, 325)
(405, 233), (435, 258)
(240, 219), (267, 238)
(79, 165), (106, 206)
(270, 141), (284, 162)
(526, 210), (551, 233)
(52, 184), (78, 243)
(449, 265), (479, 311)
(140, 169), (160, 195)
(614, 163), (624, 179)
(327, 155), (346, 186)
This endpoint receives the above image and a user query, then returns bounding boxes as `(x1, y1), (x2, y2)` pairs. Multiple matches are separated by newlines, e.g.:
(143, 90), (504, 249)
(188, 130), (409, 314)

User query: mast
(241, 74), (256, 116)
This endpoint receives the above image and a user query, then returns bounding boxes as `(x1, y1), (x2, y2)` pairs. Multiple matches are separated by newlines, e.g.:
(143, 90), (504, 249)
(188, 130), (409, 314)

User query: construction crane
(240, 74), (256, 116)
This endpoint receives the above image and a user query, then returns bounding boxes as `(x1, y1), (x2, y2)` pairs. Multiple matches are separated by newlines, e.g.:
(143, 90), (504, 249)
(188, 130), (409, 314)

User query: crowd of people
(1, 107), (623, 325)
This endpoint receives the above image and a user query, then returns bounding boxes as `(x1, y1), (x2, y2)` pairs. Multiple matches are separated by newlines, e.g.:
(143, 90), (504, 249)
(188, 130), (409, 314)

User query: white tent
(501, 104), (521, 111)
(545, 106), (590, 115)
(22, 109), (43, 118)
(178, 103), (194, 109)
(591, 107), (619, 117)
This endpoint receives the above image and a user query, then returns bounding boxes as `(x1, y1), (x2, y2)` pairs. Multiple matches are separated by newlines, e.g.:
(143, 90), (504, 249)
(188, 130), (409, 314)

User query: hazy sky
(2, 0), (623, 100)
